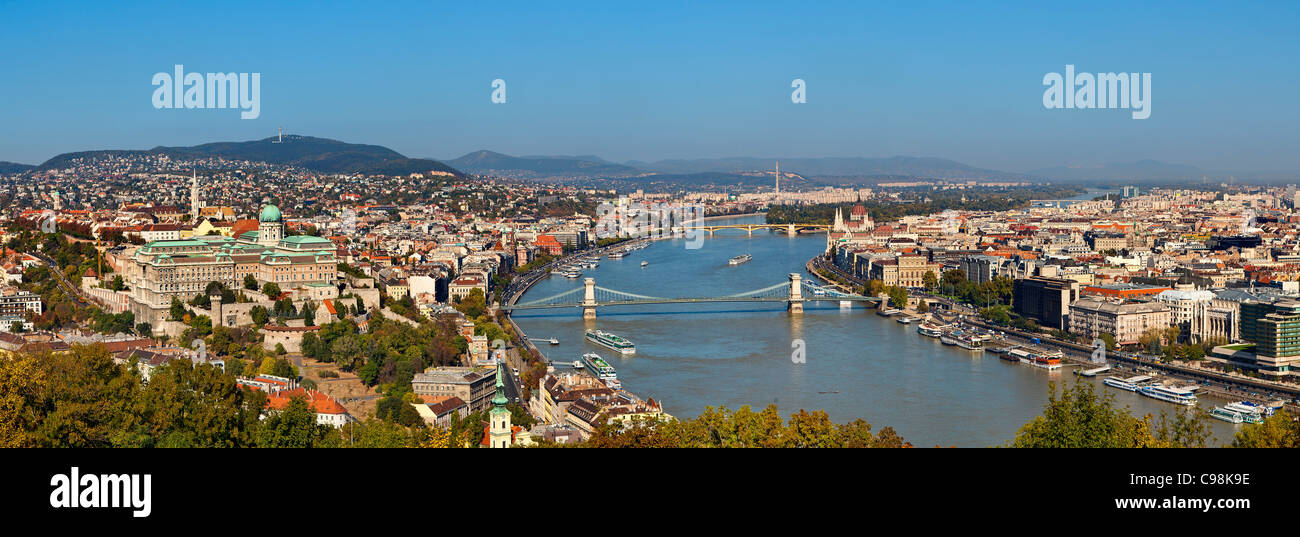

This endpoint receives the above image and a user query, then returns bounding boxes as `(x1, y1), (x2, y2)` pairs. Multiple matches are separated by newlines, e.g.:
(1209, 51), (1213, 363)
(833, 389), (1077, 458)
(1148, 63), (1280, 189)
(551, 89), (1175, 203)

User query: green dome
(259, 205), (282, 223)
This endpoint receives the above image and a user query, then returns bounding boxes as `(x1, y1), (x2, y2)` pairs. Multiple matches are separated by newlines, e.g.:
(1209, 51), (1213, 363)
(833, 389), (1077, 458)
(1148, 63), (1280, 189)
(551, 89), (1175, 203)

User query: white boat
(1139, 384), (1198, 406)
(572, 360), (584, 369)
(1103, 376), (1140, 391)
(548, 338), (559, 345)
(641, 260), (648, 267)
(729, 254), (752, 265)
(1078, 366), (1111, 377)
(917, 322), (947, 338)
(1210, 407), (1245, 424)
(580, 352), (620, 388)
(940, 330), (981, 350)
(1223, 402), (1267, 423)
(586, 329), (636, 355)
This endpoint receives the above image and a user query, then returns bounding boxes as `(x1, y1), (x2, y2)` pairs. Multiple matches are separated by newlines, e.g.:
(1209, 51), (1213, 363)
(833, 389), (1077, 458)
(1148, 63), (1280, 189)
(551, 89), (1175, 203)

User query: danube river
(510, 214), (1241, 447)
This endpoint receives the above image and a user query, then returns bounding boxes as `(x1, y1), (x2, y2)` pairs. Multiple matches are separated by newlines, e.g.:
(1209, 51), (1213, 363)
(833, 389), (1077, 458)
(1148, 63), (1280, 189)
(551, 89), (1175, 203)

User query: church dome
(259, 205), (282, 223)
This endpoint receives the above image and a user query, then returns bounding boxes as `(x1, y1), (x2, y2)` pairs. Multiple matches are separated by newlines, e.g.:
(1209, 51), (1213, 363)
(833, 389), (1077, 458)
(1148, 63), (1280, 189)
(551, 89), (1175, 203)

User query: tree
(1012, 381), (1211, 448)
(922, 271), (938, 291)
(250, 305), (269, 326)
(262, 282), (281, 300)
(941, 269), (966, 288)
(168, 297), (187, 321)
(1231, 410), (1299, 448)
(255, 396), (335, 448)
(331, 335), (363, 371)
(454, 288), (487, 318)
(244, 274), (258, 291)
(864, 279), (885, 297)
(886, 286), (908, 309)
(274, 343), (287, 356)
(0, 352), (47, 447)
(1098, 332), (1117, 351)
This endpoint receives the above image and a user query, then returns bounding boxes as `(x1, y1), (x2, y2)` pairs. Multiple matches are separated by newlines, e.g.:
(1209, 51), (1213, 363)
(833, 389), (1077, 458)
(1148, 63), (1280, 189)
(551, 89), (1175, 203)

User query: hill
(445, 150), (639, 177)
(0, 161), (36, 174)
(1027, 159), (1204, 182)
(36, 135), (462, 176)
(627, 156), (1027, 180)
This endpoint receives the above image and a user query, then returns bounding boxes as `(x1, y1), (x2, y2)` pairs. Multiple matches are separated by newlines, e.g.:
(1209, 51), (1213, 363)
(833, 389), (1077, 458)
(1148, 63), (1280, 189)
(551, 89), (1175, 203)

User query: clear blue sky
(1, 0), (1296, 172)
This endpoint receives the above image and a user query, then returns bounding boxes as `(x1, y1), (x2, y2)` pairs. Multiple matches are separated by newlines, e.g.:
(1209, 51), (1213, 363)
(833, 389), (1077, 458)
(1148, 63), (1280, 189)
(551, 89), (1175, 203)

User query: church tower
(258, 205), (284, 246)
(488, 363), (512, 448)
(189, 169), (202, 218)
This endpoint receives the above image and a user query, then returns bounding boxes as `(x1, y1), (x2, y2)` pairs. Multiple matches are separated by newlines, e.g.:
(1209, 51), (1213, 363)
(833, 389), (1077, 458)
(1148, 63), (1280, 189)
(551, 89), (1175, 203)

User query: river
(510, 214), (1242, 447)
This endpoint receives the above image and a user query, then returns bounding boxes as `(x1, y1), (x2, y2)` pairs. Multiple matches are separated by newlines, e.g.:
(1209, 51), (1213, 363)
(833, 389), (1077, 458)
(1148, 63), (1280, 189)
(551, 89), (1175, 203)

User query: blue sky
(1, 0), (1296, 172)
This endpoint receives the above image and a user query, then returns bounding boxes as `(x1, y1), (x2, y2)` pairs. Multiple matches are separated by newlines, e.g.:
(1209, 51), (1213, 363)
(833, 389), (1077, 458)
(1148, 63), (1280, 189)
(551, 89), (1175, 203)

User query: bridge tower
(582, 278), (597, 319)
(787, 224), (796, 235)
(787, 273), (804, 314)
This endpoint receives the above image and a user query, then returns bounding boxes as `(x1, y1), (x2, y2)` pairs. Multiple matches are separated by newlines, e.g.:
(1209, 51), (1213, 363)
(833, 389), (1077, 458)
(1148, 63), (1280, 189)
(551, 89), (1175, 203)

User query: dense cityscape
(0, 141), (1296, 450)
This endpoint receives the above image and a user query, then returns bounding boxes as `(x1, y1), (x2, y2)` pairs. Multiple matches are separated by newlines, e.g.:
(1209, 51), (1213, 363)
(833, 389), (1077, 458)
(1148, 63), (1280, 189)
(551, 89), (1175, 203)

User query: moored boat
(917, 322), (947, 338)
(1139, 384), (1198, 406)
(585, 329), (636, 355)
(580, 352), (620, 389)
(1210, 407), (1246, 424)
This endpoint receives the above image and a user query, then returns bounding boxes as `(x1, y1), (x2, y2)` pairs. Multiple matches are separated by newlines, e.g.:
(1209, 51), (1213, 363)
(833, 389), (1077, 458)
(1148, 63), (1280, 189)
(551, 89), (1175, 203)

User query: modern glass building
(1238, 299), (1300, 376)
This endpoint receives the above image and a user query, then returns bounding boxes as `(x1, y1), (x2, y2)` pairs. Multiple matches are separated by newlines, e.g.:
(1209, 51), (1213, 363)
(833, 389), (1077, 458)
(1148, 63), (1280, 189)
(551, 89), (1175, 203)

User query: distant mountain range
(627, 156), (1027, 180)
(442, 151), (1031, 182)
(9, 136), (1295, 185)
(0, 161), (36, 174)
(1026, 159), (1205, 182)
(443, 150), (640, 177)
(33, 135), (463, 176)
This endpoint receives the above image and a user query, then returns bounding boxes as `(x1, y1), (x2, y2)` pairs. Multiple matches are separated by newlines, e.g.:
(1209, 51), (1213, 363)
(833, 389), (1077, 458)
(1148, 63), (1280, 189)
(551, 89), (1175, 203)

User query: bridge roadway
(502, 274), (880, 318)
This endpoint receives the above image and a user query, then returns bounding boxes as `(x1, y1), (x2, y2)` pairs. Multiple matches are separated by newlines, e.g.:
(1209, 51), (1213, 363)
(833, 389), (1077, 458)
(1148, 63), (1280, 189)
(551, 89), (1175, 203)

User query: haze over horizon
(2, 1), (1297, 174)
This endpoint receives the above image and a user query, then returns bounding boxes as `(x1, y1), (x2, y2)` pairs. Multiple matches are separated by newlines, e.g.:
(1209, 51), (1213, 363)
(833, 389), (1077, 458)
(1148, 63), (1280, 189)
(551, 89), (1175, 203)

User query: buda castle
(124, 205), (338, 326)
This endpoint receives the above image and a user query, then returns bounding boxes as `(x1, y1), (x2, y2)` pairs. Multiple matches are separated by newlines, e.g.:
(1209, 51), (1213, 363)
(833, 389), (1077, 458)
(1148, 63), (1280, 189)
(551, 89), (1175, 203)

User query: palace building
(124, 205), (338, 325)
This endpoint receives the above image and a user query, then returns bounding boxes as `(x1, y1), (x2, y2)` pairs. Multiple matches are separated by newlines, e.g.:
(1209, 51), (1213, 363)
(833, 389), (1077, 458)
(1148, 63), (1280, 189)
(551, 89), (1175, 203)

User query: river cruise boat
(580, 353), (620, 388)
(1210, 407), (1245, 424)
(1224, 402), (1268, 422)
(917, 322), (947, 338)
(607, 250), (628, 259)
(939, 330), (982, 350)
(729, 254), (753, 265)
(562, 269), (582, 279)
(1029, 353), (1061, 370)
(1103, 376), (1138, 391)
(585, 329), (636, 355)
(1139, 384), (1198, 406)
(896, 315), (922, 324)
(877, 308), (903, 317)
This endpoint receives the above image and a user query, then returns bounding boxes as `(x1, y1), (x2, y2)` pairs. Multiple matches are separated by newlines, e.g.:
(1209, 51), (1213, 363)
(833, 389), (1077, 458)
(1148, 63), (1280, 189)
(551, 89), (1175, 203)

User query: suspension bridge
(502, 273), (880, 318)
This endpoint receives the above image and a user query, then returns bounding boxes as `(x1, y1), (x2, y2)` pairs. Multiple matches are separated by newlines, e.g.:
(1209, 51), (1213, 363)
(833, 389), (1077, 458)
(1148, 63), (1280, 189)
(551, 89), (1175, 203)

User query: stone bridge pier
(787, 273), (804, 314)
(582, 278), (597, 319)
